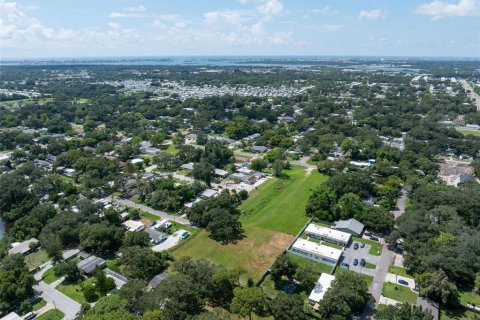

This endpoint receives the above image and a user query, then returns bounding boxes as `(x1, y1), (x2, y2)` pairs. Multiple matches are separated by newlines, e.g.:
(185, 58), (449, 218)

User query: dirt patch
(245, 232), (293, 276)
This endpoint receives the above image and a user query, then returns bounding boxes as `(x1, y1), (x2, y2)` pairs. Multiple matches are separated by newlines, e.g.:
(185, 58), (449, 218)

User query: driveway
(34, 281), (81, 320)
(385, 273), (416, 290)
(151, 230), (187, 252)
(114, 197), (190, 225)
(391, 189), (408, 220)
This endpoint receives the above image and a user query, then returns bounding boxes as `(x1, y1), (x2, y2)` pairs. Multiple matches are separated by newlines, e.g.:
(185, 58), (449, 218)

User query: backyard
(382, 282), (418, 304)
(172, 166), (328, 282)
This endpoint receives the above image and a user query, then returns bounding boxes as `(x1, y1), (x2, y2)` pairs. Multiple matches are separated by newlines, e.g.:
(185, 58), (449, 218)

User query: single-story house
(148, 272), (169, 290)
(214, 168), (229, 178)
(77, 255), (106, 275)
(289, 238), (343, 266)
(180, 162), (194, 170)
(123, 220), (145, 232)
(124, 179), (138, 190)
(144, 228), (168, 244)
(201, 189), (218, 198)
(308, 273), (336, 308)
(104, 268), (129, 289)
(8, 238), (39, 256)
(305, 223), (351, 247)
(131, 158), (144, 165)
(334, 218), (365, 237)
(251, 146), (268, 153)
(1, 312), (22, 320)
(64, 168), (76, 177)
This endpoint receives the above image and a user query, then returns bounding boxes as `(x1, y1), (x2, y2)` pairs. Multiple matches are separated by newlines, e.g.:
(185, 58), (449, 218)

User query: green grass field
(25, 250), (50, 270)
(172, 166), (328, 281)
(364, 262), (376, 269)
(382, 282), (418, 304)
(459, 288), (480, 306)
(457, 129), (480, 137)
(42, 267), (61, 284)
(36, 309), (64, 320)
(388, 266), (411, 278)
(286, 253), (334, 275)
(56, 277), (98, 304)
(31, 299), (47, 311)
(441, 308), (480, 320)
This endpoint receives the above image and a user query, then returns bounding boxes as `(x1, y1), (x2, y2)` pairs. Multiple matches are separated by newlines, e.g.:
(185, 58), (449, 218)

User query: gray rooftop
(334, 218), (364, 235)
(149, 272), (169, 289)
(77, 255), (105, 274)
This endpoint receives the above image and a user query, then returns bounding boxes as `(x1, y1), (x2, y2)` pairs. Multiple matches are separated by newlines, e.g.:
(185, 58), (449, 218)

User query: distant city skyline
(1, 0), (479, 58)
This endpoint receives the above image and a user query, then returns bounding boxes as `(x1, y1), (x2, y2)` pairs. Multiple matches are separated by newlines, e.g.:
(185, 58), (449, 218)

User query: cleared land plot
(172, 167), (327, 281)
(25, 250), (49, 270)
(382, 282), (418, 304)
(36, 309), (64, 320)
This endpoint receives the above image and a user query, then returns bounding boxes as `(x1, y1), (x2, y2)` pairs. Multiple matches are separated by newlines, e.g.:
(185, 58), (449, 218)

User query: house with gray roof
(334, 218), (364, 237)
(77, 255), (106, 275)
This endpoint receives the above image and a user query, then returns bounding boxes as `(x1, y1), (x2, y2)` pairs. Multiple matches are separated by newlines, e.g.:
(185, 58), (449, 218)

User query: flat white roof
(308, 273), (336, 303)
(291, 238), (343, 261)
(123, 220), (145, 231)
(305, 224), (351, 243)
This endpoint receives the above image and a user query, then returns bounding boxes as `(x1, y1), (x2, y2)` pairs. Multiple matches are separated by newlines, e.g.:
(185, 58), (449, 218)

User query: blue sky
(0, 0), (479, 58)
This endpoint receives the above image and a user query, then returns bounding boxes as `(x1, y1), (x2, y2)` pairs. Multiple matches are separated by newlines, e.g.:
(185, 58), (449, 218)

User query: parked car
(353, 259), (359, 266)
(353, 243), (359, 250)
(341, 262), (350, 269)
(181, 231), (190, 239)
(360, 243), (365, 248)
(24, 312), (37, 320)
(360, 258), (366, 267)
(369, 236), (379, 241)
(398, 279), (409, 286)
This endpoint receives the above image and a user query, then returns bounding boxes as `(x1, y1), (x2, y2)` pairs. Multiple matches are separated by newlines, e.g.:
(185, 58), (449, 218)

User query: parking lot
(340, 240), (380, 277)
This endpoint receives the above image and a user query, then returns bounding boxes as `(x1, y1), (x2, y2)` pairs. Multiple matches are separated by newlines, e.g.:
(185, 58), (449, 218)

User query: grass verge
(382, 282), (418, 304)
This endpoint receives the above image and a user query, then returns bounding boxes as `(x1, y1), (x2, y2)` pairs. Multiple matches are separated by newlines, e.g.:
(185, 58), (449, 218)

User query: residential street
(459, 79), (480, 111)
(114, 197), (190, 225)
(34, 281), (81, 320)
(291, 156), (316, 173)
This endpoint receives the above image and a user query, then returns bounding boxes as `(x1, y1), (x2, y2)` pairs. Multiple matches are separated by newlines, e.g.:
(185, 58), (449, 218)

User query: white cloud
(415, 0), (480, 20)
(204, 10), (243, 25)
(124, 5), (146, 12)
(258, 0), (283, 16)
(109, 12), (143, 18)
(322, 24), (343, 32)
(358, 9), (387, 21)
(108, 22), (120, 29)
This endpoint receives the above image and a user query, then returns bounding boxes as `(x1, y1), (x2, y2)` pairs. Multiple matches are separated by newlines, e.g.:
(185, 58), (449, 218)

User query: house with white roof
(305, 223), (351, 247)
(308, 273), (336, 308)
(289, 238), (343, 266)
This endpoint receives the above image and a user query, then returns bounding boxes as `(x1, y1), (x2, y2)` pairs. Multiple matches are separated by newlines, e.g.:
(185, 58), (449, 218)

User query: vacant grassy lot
(457, 129), (480, 137)
(388, 266), (411, 278)
(25, 250), (50, 270)
(382, 282), (418, 304)
(36, 309), (64, 320)
(172, 166), (328, 281)
(459, 288), (480, 306)
(42, 267), (61, 284)
(239, 166), (328, 236)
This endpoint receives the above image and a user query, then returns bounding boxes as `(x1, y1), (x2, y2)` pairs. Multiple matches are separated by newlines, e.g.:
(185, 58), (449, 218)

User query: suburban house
(289, 238), (343, 266)
(104, 268), (129, 289)
(251, 145), (268, 153)
(77, 255), (106, 275)
(122, 220), (145, 232)
(308, 273), (336, 308)
(180, 162), (194, 170)
(8, 238), (39, 256)
(148, 272), (169, 291)
(201, 189), (218, 198)
(305, 223), (352, 247)
(1, 312), (22, 320)
(334, 218), (365, 237)
(214, 168), (229, 178)
(144, 228), (168, 244)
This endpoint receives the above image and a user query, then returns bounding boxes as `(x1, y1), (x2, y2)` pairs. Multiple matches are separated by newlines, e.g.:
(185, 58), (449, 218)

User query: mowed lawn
(172, 166), (328, 281)
(457, 129), (480, 137)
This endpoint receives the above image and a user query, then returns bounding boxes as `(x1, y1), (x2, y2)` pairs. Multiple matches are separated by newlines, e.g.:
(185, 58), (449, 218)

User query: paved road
(459, 79), (480, 111)
(114, 197), (190, 225)
(391, 189), (408, 220)
(34, 281), (81, 320)
(369, 240), (395, 303)
(172, 173), (195, 183)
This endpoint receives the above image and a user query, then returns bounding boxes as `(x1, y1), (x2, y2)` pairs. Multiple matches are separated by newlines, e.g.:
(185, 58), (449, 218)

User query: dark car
(24, 312), (37, 320)
(341, 262), (350, 269)
(360, 258), (366, 267)
(369, 236), (379, 241)
(353, 243), (359, 250)
(353, 259), (359, 266)
(360, 243), (365, 248)
(398, 279), (409, 286)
